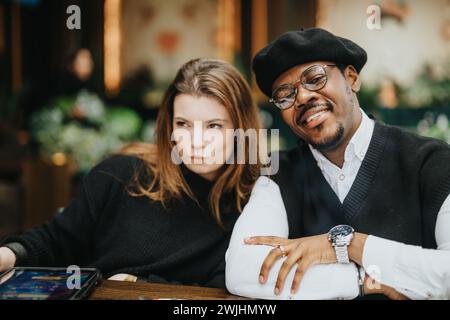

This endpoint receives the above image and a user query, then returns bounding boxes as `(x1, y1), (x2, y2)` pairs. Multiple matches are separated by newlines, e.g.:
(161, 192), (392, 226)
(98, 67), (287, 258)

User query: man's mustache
(297, 101), (333, 124)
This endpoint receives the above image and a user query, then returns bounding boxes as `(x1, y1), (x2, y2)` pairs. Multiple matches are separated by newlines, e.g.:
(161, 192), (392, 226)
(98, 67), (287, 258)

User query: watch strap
(334, 244), (350, 263)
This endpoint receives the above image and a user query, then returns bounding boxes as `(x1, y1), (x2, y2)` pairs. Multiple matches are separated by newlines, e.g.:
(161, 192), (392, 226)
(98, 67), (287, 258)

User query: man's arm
(225, 176), (360, 299)
(357, 195), (450, 300)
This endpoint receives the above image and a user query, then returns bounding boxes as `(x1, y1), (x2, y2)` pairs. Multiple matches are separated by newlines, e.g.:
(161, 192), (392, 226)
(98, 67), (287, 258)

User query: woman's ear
(344, 65), (361, 93)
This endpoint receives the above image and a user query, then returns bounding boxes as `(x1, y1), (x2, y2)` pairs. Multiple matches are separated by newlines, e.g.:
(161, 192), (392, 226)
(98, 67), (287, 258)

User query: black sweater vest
(274, 122), (450, 249)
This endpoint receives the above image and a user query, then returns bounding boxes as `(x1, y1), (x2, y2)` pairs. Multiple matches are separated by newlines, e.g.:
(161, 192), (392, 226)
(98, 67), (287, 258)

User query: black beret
(252, 28), (367, 97)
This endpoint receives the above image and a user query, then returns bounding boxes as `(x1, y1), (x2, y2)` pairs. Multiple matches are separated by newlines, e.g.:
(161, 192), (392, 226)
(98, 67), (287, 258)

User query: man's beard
(309, 123), (345, 152)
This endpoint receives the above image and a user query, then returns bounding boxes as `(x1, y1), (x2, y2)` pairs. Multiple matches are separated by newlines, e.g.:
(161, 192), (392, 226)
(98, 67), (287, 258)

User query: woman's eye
(208, 123), (222, 129)
(175, 121), (189, 127)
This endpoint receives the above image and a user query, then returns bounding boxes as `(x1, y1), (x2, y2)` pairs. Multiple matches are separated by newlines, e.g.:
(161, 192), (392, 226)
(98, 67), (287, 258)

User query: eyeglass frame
(269, 64), (337, 110)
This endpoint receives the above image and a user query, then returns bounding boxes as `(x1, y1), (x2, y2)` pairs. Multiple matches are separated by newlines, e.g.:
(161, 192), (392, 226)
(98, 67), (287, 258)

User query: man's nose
(293, 86), (321, 110)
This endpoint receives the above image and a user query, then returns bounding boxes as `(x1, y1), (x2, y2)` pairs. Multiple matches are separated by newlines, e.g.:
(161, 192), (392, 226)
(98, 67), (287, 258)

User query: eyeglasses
(269, 64), (337, 110)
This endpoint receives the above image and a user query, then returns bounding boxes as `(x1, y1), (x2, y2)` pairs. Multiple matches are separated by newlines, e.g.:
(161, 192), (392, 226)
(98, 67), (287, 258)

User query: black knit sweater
(1, 156), (240, 288)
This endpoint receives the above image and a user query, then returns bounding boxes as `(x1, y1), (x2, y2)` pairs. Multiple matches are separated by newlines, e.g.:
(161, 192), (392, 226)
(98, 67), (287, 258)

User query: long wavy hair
(121, 58), (262, 226)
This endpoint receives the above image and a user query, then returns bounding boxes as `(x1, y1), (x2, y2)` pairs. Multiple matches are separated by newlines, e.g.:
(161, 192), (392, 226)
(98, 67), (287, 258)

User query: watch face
(330, 225), (354, 239)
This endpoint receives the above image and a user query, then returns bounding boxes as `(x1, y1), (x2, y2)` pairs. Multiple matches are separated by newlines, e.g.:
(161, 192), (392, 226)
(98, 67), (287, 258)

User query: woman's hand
(108, 273), (138, 282)
(0, 247), (16, 272)
(244, 234), (336, 295)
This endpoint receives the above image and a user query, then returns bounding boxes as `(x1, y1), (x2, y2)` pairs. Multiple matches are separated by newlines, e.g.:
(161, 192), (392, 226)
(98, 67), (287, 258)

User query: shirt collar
(347, 108), (375, 161)
(309, 108), (375, 166)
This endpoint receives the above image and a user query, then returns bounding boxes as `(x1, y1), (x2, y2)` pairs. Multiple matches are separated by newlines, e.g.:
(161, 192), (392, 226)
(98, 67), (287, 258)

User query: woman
(0, 58), (262, 288)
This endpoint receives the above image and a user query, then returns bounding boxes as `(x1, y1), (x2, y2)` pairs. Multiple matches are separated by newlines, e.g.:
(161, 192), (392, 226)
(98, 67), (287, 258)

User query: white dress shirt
(226, 109), (450, 300)
(309, 109), (374, 203)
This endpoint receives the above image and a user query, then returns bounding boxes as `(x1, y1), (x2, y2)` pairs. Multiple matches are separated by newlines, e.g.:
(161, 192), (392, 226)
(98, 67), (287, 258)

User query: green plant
(417, 113), (450, 143)
(400, 61), (450, 108)
(30, 90), (147, 173)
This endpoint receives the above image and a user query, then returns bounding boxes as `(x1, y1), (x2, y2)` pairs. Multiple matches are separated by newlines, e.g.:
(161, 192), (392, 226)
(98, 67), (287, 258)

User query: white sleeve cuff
(363, 234), (450, 299)
(362, 235), (401, 289)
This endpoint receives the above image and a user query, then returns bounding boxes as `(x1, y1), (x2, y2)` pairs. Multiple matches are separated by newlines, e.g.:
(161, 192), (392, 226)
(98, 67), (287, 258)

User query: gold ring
(277, 244), (287, 257)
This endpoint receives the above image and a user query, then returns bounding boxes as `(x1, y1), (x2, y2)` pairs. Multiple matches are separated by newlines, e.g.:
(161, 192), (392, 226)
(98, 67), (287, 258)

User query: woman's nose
(192, 121), (204, 148)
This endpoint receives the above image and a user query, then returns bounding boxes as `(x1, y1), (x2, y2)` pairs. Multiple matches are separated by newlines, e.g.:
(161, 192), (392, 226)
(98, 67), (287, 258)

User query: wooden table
(90, 280), (247, 300)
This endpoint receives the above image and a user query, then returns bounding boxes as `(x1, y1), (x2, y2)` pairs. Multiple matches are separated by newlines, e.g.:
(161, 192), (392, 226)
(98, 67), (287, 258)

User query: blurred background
(0, 0), (449, 239)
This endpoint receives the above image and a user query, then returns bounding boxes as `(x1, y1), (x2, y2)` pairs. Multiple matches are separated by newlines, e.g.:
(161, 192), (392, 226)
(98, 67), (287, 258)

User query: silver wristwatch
(327, 225), (355, 264)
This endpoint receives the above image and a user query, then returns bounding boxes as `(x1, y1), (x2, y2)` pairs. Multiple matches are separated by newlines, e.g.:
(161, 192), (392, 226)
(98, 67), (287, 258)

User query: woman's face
(172, 94), (235, 181)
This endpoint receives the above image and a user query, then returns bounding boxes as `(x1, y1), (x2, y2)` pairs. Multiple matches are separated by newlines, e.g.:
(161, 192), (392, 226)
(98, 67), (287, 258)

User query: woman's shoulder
(86, 154), (148, 186)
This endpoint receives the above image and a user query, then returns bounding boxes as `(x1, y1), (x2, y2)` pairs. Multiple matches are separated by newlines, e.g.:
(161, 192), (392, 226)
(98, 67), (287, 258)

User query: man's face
(271, 61), (361, 152)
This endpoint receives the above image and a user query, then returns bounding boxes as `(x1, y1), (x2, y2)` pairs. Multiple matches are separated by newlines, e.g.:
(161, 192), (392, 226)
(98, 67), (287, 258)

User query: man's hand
(245, 234), (409, 299)
(244, 234), (336, 295)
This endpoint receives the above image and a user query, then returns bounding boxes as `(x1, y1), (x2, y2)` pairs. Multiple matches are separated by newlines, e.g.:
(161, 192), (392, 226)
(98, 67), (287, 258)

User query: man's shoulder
(270, 144), (309, 184)
(275, 143), (307, 164)
(378, 123), (450, 187)
(379, 122), (450, 157)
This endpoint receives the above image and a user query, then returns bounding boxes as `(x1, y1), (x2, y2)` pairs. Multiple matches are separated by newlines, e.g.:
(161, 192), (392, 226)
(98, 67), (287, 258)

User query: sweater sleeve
(1, 155), (137, 267)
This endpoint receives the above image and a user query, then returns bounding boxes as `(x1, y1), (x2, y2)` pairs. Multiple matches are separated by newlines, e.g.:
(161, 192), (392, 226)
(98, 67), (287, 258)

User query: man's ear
(344, 65), (361, 93)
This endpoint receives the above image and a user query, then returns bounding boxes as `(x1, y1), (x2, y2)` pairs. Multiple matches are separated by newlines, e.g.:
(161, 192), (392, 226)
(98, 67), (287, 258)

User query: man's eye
(208, 123), (222, 129)
(308, 76), (325, 85)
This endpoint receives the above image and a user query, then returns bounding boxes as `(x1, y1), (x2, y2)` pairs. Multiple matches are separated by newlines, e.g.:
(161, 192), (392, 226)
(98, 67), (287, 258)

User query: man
(226, 28), (450, 299)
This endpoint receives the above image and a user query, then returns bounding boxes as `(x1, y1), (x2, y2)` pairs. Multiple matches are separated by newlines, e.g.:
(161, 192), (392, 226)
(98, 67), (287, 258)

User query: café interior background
(0, 0), (449, 239)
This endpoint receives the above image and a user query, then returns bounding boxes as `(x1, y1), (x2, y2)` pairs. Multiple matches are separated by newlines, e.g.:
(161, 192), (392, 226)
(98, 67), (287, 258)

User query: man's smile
(295, 102), (333, 130)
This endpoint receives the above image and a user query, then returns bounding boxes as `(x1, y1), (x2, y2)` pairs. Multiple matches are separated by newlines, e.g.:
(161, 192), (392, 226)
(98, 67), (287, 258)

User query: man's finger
(291, 257), (317, 294)
(274, 246), (303, 295)
(244, 235), (284, 245)
(259, 246), (283, 283)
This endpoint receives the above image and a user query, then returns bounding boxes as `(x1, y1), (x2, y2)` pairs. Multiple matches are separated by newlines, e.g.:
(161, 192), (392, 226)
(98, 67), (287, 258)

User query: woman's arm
(0, 175), (98, 268)
(0, 156), (131, 269)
